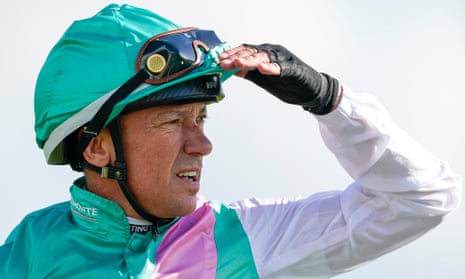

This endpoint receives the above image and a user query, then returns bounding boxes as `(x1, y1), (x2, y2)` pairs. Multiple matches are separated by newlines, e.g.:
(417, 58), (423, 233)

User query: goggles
(136, 27), (223, 84)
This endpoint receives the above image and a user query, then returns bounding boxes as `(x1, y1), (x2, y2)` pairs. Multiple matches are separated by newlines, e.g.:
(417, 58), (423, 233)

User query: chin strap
(112, 119), (174, 226)
(72, 69), (149, 172)
(83, 119), (174, 231)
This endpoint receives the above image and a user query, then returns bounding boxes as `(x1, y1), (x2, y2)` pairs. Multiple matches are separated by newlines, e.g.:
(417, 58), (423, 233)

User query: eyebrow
(155, 104), (208, 120)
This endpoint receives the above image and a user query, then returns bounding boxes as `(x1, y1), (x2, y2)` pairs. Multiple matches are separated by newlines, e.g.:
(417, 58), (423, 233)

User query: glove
(244, 44), (341, 115)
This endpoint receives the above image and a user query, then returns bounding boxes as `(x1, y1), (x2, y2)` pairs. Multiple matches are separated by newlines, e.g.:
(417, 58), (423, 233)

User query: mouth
(176, 170), (199, 182)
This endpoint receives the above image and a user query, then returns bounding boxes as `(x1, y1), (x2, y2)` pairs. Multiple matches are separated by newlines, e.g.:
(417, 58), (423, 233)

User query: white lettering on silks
(70, 198), (98, 217)
(129, 224), (152, 234)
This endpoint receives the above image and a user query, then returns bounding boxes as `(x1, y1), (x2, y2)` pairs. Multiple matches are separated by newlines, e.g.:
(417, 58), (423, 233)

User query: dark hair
(67, 128), (84, 172)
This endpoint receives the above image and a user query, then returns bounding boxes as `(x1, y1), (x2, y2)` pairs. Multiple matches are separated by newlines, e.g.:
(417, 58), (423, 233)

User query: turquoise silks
(0, 177), (259, 278)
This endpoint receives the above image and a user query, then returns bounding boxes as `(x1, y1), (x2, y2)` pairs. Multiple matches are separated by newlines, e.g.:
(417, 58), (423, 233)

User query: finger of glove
(244, 44), (340, 114)
(244, 44), (328, 105)
(245, 44), (291, 70)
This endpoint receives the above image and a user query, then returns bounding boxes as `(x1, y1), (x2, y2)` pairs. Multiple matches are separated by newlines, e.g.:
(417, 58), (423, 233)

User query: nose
(184, 123), (213, 156)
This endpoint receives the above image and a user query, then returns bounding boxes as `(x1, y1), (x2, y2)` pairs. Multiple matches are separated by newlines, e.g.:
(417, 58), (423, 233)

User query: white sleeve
(229, 88), (462, 278)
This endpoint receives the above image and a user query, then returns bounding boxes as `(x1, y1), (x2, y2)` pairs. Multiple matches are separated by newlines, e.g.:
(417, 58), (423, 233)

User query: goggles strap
(76, 69), (150, 167)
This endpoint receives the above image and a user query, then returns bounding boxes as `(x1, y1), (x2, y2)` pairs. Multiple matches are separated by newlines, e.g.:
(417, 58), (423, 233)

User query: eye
(159, 118), (181, 127)
(168, 118), (181, 125)
(196, 115), (208, 125)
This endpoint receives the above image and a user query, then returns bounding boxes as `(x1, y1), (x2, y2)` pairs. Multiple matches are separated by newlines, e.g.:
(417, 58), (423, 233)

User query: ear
(82, 128), (114, 168)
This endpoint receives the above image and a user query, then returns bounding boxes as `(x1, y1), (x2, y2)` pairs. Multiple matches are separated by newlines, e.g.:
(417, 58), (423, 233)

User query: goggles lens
(136, 27), (223, 84)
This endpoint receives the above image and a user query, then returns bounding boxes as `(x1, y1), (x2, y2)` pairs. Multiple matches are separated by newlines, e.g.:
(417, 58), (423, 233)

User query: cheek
(125, 134), (181, 180)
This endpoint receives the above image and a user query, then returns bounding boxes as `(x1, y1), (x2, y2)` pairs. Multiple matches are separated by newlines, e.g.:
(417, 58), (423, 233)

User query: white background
(0, 0), (464, 278)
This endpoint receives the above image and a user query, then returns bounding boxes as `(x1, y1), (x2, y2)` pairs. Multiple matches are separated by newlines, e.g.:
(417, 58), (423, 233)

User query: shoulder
(3, 201), (70, 245)
(0, 202), (70, 278)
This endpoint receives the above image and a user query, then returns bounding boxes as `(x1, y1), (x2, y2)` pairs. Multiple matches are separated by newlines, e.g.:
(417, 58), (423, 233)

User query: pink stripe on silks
(152, 203), (217, 279)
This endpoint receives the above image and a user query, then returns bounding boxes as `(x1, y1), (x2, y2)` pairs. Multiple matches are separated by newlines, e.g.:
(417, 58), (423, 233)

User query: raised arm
(220, 44), (462, 278)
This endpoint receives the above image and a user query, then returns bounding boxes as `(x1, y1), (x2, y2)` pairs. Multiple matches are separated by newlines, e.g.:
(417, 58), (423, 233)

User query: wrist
(329, 84), (344, 113)
(302, 74), (341, 115)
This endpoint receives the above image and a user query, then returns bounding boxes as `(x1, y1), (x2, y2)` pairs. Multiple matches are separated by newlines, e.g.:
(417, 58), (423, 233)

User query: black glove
(244, 44), (340, 115)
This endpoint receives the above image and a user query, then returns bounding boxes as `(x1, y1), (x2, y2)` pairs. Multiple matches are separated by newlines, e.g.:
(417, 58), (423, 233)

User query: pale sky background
(0, 0), (464, 278)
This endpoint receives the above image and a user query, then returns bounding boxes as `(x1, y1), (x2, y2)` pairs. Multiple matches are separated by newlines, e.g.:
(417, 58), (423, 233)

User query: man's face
(119, 102), (212, 218)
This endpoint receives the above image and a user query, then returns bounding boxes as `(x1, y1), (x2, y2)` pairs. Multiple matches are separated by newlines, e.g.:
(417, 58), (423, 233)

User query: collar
(70, 177), (131, 236)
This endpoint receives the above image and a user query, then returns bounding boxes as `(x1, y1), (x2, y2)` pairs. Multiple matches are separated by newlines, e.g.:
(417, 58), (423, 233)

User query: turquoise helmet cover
(34, 4), (235, 164)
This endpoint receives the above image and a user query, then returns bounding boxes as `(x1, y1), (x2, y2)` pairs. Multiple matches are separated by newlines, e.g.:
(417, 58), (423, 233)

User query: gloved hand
(220, 44), (341, 115)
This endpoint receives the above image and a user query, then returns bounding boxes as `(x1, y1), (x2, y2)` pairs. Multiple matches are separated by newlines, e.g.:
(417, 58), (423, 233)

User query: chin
(168, 198), (198, 218)
(184, 199), (200, 215)
(180, 204), (197, 216)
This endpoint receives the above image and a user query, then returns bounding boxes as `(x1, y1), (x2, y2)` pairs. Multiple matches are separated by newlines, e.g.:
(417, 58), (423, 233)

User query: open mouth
(176, 171), (198, 182)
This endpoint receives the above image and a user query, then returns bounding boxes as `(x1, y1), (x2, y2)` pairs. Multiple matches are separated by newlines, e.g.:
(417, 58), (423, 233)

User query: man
(0, 3), (461, 278)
